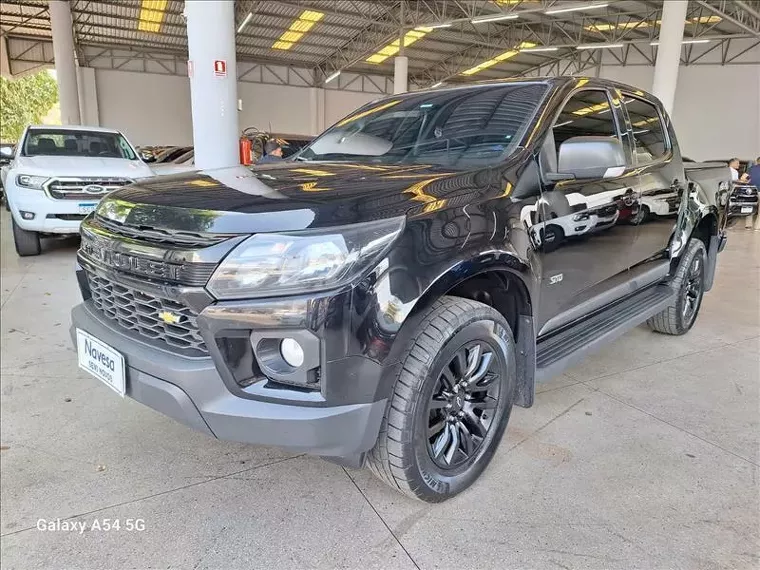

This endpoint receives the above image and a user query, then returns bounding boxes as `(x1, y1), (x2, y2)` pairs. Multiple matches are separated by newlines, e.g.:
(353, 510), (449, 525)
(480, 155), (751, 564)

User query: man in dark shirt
(257, 140), (283, 164)
(749, 157), (760, 186)
(746, 157), (760, 231)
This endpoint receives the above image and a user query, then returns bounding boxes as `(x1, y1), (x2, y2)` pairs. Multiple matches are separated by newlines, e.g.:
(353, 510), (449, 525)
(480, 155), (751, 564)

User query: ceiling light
(431, 81), (444, 88)
(585, 21), (649, 32)
(576, 43), (624, 50)
(366, 28), (431, 64)
(237, 11), (253, 34)
(425, 22), (453, 29)
(272, 9), (324, 50)
(471, 13), (519, 24)
(138, 0), (167, 33)
(545, 3), (608, 15)
(650, 38), (711, 46)
(325, 70), (341, 83)
(688, 15), (722, 24)
(461, 49), (518, 75)
(520, 46), (559, 52)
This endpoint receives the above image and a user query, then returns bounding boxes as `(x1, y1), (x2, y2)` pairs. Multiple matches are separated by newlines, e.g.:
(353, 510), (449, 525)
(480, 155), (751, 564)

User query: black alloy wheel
(426, 341), (501, 469)
(682, 251), (704, 327)
(367, 296), (516, 502)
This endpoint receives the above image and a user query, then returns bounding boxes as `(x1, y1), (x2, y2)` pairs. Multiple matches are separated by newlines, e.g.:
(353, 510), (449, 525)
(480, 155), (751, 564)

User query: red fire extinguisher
(239, 136), (252, 165)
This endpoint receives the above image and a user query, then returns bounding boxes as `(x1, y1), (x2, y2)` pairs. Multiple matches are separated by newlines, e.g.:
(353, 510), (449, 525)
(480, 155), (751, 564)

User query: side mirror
(553, 136), (626, 181)
(0, 147), (13, 158)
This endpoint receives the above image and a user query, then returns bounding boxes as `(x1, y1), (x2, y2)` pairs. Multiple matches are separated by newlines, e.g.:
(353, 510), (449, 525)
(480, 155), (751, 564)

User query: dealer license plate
(78, 203), (98, 215)
(76, 329), (125, 397)
(741, 206), (753, 214)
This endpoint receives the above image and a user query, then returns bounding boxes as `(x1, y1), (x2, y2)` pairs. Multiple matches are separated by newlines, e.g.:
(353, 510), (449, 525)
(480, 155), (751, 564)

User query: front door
(536, 88), (639, 334)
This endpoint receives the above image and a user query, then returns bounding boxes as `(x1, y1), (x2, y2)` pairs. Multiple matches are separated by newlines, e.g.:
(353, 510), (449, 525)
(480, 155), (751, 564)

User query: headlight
(16, 174), (49, 190)
(572, 212), (590, 222)
(207, 217), (405, 300)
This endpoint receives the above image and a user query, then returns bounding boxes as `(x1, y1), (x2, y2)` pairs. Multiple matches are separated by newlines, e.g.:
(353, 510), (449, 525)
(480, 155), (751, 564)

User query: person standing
(745, 157), (760, 231)
(729, 158), (750, 183)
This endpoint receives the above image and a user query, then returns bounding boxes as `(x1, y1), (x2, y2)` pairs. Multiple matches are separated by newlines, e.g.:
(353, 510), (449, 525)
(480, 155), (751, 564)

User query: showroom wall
(597, 64), (760, 161)
(92, 67), (380, 146)
(89, 58), (759, 159)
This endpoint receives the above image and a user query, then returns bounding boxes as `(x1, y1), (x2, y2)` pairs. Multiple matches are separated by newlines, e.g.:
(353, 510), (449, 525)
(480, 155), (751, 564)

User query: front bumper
(70, 302), (387, 458)
(8, 184), (96, 234)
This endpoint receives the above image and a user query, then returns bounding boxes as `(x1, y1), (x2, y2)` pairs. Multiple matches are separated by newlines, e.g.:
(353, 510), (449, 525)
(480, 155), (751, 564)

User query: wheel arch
(389, 256), (537, 409)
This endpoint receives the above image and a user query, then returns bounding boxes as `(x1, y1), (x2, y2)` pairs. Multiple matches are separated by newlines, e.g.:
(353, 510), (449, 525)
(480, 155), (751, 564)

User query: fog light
(20, 211), (35, 220)
(280, 338), (304, 368)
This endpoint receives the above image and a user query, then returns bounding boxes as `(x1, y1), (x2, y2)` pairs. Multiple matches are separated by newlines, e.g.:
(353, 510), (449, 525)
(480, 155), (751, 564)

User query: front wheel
(647, 238), (706, 335)
(367, 296), (516, 502)
(12, 218), (41, 256)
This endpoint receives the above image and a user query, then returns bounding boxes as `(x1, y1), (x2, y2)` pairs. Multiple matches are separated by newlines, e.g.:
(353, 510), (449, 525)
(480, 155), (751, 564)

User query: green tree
(0, 70), (58, 142)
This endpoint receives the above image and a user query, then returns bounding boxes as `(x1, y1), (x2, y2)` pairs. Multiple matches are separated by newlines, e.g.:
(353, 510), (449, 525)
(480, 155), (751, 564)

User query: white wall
(598, 64), (760, 161)
(92, 67), (380, 146)
(95, 68), (193, 146)
(89, 57), (759, 160)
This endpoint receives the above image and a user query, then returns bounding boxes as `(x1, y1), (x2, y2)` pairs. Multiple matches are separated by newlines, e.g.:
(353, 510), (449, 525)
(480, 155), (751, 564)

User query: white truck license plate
(78, 203), (98, 215)
(741, 206), (753, 214)
(76, 329), (126, 396)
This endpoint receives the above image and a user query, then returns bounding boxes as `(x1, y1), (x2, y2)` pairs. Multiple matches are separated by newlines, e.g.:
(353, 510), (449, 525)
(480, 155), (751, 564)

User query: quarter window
(625, 97), (668, 163)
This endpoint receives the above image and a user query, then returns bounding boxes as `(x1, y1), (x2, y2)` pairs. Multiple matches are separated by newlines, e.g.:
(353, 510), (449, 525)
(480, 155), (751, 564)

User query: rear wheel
(12, 218), (41, 256)
(647, 239), (706, 335)
(367, 296), (516, 502)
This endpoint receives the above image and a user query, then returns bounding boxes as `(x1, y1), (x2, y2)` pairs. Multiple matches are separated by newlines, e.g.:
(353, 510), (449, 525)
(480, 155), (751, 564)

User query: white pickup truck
(2, 125), (154, 256)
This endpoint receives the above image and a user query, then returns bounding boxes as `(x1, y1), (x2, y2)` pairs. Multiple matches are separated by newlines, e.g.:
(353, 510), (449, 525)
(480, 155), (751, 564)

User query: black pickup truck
(70, 77), (729, 502)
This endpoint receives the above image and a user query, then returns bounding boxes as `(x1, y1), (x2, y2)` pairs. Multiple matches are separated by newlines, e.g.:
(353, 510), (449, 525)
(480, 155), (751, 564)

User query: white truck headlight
(207, 217), (405, 300)
(16, 174), (49, 190)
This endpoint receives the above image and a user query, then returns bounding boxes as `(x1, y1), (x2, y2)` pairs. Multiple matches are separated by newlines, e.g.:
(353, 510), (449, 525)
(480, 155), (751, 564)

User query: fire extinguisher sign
(214, 60), (227, 77)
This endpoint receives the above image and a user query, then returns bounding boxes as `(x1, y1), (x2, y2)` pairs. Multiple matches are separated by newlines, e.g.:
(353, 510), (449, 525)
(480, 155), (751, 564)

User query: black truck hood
(100, 162), (482, 235)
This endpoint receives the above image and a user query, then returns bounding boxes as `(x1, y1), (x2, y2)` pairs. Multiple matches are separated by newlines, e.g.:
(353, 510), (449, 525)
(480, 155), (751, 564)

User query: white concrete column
(49, 1), (81, 125)
(393, 56), (408, 94)
(185, 0), (239, 169)
(309, 87), (325, 135)
(651, 0), (688, 117)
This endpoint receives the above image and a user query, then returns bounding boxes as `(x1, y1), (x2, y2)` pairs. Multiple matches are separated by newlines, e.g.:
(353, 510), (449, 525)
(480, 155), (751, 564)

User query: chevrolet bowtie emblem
(158, 311), (184, 325)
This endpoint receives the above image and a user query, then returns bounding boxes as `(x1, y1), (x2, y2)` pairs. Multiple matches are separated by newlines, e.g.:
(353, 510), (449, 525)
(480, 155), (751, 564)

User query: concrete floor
(0, 212), (758, 570)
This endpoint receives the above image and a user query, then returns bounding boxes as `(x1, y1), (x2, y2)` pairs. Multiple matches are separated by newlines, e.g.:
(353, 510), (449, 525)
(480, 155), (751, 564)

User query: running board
(535, 284), (675, 382)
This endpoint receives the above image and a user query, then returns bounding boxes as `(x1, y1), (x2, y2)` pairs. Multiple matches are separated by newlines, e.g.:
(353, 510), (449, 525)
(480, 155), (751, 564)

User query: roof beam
(695, 0), (760, 36)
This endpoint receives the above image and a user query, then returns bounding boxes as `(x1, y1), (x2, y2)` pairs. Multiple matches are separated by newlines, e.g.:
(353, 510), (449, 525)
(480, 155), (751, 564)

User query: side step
(535, 284), (675, 382)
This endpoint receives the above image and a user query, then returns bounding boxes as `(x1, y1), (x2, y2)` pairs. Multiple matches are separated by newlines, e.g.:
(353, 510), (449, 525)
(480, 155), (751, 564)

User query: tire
(540, 224), (565, 253)
(12, 218), (41, 256)
(633, 205), (650, 224)
(367, 296), (516, 502)
(647, 238), (706, 335)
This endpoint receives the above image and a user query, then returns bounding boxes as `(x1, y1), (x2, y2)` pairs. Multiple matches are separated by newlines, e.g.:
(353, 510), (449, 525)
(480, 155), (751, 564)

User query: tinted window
(552, 90), (618, 154)
(300, 83), (548, 170)
(625, 97), (667, 163)
(23, 129), (136, 159)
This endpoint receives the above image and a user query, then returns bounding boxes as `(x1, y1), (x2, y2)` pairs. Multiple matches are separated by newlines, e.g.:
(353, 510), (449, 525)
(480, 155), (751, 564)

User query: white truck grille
(45, 177), (132, 200)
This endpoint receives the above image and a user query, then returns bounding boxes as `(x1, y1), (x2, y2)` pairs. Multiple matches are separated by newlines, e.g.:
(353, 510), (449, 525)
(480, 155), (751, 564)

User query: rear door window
(624, 97), (668, 164)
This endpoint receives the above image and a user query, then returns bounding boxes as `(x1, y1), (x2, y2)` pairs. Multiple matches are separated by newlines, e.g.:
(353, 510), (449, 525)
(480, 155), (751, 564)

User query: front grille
(79, 231), (217, 287)
(88, 273), (208, 355)
(46, 177), (132, 200)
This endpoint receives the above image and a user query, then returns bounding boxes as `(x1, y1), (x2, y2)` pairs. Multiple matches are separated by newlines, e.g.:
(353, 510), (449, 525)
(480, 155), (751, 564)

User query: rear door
(621, 94), (684, 271)
(536, 88), (639, 334)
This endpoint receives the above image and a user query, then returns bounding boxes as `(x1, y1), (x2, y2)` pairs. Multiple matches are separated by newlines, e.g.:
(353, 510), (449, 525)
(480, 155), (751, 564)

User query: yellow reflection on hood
(291, 168), (335, 177)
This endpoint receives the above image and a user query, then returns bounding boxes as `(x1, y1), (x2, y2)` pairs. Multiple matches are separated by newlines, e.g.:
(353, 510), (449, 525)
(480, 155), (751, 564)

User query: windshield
(299, 82), (547, 170)
(22, 129), (137, 160)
